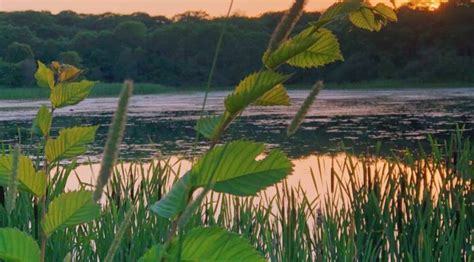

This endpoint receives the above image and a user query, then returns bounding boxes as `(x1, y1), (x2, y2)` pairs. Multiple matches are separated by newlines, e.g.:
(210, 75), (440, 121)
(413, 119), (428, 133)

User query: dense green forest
(0, 2), (473, 87)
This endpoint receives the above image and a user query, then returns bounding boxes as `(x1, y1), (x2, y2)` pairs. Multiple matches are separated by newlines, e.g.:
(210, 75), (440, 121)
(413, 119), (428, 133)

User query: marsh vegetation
(0, 0), (472, 261)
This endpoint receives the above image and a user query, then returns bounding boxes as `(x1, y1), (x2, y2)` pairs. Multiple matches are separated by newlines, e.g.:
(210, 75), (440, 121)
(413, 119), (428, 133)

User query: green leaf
(349, 8), (379, 31)
(225, 71), (290, 114)
(45, 126), (98, 162)
(41, 190), (100, 236)
(195, 115), (223, 140)
(138, 244), (167, 262)
(59, 65), (82, 82)
(373, 3), (397, 22)
(34, 61), (54, 90)
(264, 27), (321, 69)
(0, 155), (47, 197)
(265, 27), (343, 69)
(319, 0), (362, 21)
(255, 85), (290, 106)
(286, 29), (343, 68)
(169, 227), (265, 262)
(190, 140), (293, 196)
(0, 228), (41, 262)
(50, 80), (95, 109)
(150, 174), (191, 219)
(32, 105), (52, 137)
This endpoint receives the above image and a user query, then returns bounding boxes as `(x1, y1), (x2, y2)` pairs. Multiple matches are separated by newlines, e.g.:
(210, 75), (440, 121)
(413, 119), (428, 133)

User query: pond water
(1, 87), (473, 159)
(1, 87), (472, 200)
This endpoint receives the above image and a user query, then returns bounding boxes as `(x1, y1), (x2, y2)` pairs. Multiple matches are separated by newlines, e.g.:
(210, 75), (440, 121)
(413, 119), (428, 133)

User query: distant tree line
(0, 1), (473, 88)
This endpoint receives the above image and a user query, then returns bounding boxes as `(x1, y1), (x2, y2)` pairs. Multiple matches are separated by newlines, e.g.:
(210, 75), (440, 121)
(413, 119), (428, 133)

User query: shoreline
(1, 81), (473, 100)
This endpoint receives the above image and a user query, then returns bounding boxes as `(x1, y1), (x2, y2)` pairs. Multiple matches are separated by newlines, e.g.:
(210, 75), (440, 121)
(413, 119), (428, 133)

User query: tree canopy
(0, 2), (473, 88)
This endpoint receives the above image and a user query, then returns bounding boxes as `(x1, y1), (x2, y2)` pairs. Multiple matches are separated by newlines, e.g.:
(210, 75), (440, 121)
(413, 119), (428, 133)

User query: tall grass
(3, 132), (470, 261)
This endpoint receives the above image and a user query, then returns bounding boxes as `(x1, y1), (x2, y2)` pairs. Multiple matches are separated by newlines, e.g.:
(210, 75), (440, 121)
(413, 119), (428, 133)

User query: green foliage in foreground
(2, 0), (471, 261)
(1, 134), (471, 261)
(0, 61), (102, 261)
(0, 0), (399, 260)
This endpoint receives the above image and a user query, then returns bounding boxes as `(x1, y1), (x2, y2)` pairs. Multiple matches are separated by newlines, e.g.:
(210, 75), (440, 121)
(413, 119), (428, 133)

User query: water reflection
(68, 152), (447, 209)
(1, 88), (473, 160)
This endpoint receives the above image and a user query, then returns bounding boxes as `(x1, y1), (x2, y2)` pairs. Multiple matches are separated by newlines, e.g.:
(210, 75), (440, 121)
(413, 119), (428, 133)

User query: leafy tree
(0, 59), (22, 87)
(58, 51), (82, 67)
(0, 25), (38, 57)
(172, 11), (210, 22)
(18, 59), (37, 86)
(114, 21), (147, 47)
(0, 4), (473, 87)
(5, 42), (34, 63)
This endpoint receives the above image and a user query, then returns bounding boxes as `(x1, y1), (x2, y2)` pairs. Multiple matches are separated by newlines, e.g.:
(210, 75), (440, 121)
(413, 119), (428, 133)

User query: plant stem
(161, 1), (235, 261)
(104, 206), (134, 262)
(6, 145), (20, 225)
(40, 107), (54, 262)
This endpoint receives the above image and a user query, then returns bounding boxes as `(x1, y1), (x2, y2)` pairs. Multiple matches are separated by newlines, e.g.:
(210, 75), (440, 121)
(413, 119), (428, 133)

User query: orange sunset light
(0, 0), (422, 16)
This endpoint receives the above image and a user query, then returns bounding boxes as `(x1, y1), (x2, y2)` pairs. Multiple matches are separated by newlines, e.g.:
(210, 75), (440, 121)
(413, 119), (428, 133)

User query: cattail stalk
(104, 206), (134, 262)
(267, 0), (307, 53)
(287, 81), (323, 136)
(94, 81), (133, 202)
(6, 145), (20, 218)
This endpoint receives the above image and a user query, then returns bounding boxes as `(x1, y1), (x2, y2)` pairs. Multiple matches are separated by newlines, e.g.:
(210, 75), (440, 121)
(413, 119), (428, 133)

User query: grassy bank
(1, 80), (473, 100)
(2, 134), (471, 261)
(0, 83), (183, 100)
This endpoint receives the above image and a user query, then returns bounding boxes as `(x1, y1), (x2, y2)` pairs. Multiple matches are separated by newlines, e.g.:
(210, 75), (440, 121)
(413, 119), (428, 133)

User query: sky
(0, 0), (402, 17)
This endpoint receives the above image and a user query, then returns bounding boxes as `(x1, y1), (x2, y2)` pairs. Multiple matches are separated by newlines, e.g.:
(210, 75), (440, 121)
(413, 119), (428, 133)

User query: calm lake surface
(1, 87), (473, 197)
(1, 87), (473, 159)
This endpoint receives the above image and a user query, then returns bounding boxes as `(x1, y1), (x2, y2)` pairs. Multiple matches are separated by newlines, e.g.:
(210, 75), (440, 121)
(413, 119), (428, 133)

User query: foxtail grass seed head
(287, 81), (323, 137)
(6, 144), (20, 217)
(267, 0), (307, 52)
(94, 80), (133, 202)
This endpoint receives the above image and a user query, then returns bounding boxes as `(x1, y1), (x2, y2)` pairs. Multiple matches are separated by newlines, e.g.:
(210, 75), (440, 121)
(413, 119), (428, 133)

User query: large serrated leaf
(32, 105), (52, 137)
(0, 155), (47, 197)
(45, 126), (98, 162)
(264, 27), (322, 70)
(190, 140), (293, 196)
(287, 29), (343, 68)
(41, 190), (100, 236)
(150, 174), (191, 219)
(225, 71), (290, 114)
(319, 0), (362, 21)
(373, 3), (397, 22)
(255, 85), (290, 106)
(34, 61), (55, 90)
(50, 80), (95, 109)
(0, 228), (41, 262)
(169, 227), (265, 261)
(195, 115), (223, 140)
(349, 8), (379, 31)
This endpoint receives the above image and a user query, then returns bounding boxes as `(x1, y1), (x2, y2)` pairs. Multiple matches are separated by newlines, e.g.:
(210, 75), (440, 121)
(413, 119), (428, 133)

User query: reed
(5, 132), (467, 261)
(5, 145), (20, 218)
(267, 0), (307, 52)
(287, 81), (323, 136)
(104, 206), (135, 262)
(94, 81), (133, 202)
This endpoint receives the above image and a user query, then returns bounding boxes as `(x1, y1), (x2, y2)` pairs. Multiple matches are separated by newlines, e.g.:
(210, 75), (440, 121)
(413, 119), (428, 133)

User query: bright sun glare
(399, 0), (447, 10)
